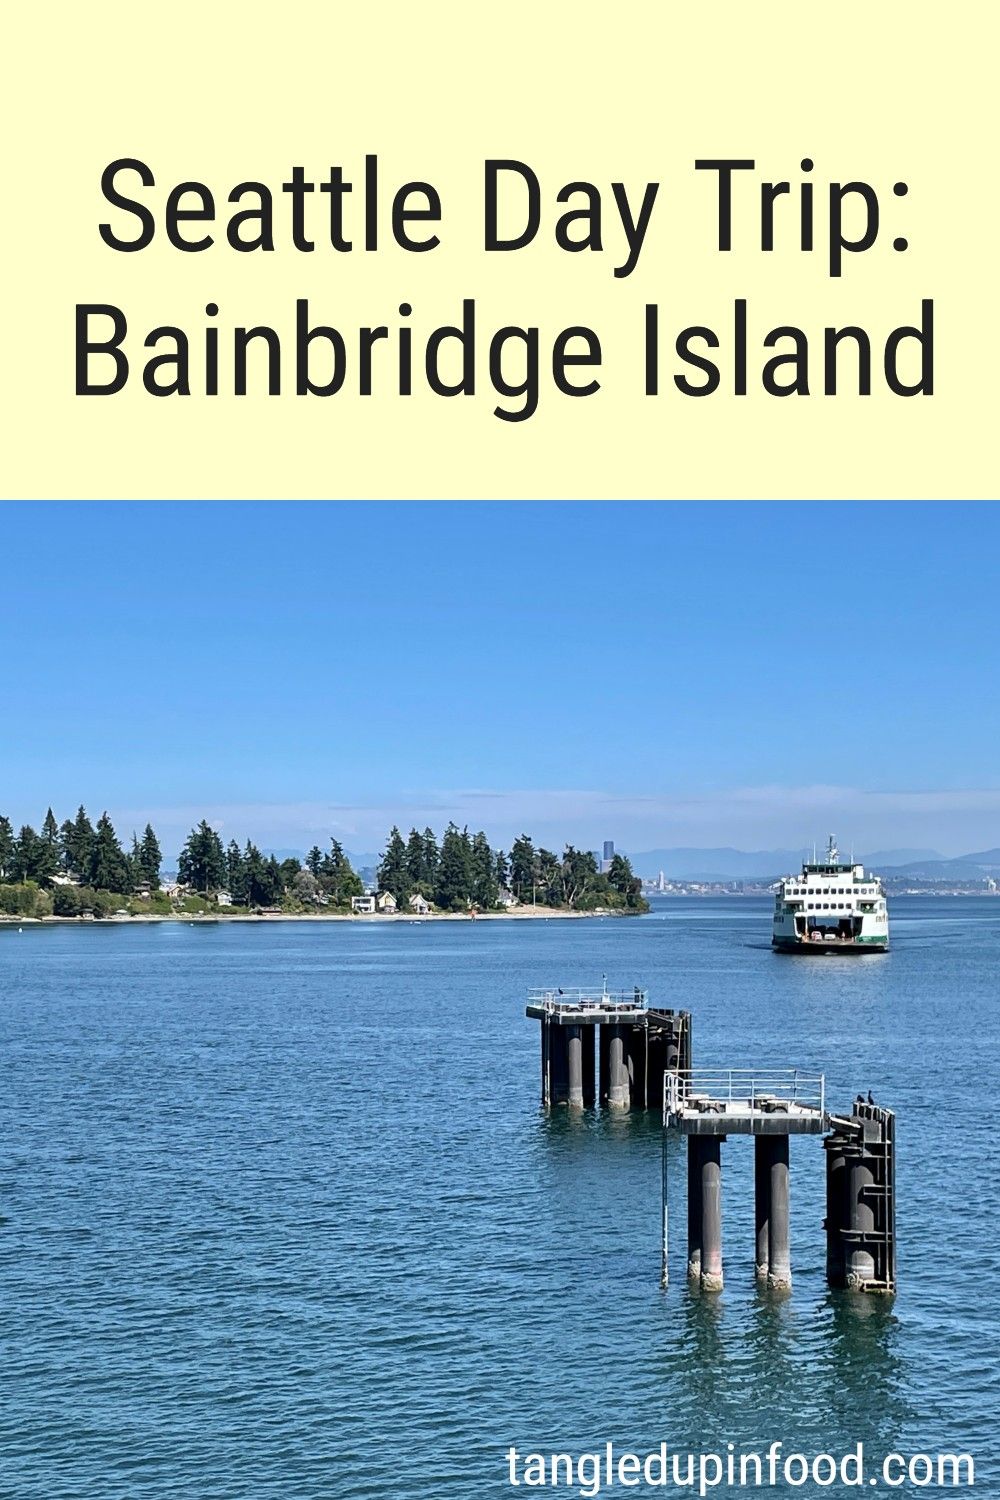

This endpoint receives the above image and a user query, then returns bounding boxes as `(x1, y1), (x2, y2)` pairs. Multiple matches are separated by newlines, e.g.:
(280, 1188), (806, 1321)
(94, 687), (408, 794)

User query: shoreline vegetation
(0, 807), (648, 924)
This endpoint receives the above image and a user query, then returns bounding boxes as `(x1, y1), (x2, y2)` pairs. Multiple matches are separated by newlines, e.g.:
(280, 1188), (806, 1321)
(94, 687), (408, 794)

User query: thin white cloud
(101, 784), (1000, 857)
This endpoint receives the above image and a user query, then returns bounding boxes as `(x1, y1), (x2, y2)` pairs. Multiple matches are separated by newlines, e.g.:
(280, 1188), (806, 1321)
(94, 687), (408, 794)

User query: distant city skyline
(3, 500), (999, 857)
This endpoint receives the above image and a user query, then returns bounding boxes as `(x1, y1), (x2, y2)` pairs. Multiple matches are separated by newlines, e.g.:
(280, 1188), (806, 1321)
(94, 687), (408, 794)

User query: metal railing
(664, 1068), (825, 1120)
(527, 986), (648, 1011)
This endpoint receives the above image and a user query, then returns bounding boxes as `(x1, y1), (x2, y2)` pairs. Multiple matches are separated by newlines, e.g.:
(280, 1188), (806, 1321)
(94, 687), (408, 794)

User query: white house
(160, 880), (186, 899)
(51, 872), (80, 888)
(216, 891), (233, 907)
(376, 891), (397, 913)
(408, 893), (430, 915)
(497, 888), (518, 908)
(351, 894), (376, 914)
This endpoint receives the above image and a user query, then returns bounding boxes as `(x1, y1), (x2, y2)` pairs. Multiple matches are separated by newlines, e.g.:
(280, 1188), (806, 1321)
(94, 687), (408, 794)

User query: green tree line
(1, 806), (646, 917)
(376, 823), (646, 912)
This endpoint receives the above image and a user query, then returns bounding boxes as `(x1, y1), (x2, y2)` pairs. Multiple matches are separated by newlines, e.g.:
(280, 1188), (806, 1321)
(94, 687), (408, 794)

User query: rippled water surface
(1, 898), (997, 1496)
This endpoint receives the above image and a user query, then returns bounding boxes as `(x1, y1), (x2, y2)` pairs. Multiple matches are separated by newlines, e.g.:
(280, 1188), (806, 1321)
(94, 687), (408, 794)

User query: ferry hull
(772, 937), (888, 956)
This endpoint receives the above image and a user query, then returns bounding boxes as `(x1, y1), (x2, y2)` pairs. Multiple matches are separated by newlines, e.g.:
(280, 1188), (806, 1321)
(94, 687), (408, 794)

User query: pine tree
(226, 841), (247, 903)
(0, 815), (14, 880)
(178, 821), (226, 893)
(494, 848), (509, 891)
(33, 809), (61, 884)
(305, 845), (324, 877)
(436, 823), (474, 910)
(405, 828), (425, 885)
(509, 835), (537, 902)
(421, 828), (439, 885)
(470, 830), (499, 909)
(90, 812), (132, 893)
(61, 805), (95, 880)
(243, 841), (266, 905)
(139, 824), (162, 887)
(263, 855), (284, 905)
(607, 853), (645, 910)
(13, 825), (41, 882)
(536, 848), (560, 906)
(378, 826), (411, 900)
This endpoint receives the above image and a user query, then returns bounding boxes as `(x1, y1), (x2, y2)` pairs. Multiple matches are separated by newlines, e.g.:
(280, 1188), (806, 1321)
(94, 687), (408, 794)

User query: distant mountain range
(625, 846), (999, 881)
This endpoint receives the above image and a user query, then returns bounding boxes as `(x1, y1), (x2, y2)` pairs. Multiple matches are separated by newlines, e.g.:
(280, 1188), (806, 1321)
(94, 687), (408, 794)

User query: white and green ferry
(772, 837), (889, 954)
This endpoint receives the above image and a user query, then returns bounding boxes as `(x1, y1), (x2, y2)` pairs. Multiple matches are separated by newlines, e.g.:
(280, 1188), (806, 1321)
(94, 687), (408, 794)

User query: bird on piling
(867, 1090), (876, 1106)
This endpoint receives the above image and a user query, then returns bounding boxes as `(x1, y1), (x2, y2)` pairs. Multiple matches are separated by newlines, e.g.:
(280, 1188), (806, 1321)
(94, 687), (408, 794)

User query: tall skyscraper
(601, 839), (615, 873)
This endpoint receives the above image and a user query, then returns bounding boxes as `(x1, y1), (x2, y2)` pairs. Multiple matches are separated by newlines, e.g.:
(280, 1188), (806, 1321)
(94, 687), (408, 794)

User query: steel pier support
(846, 1151), (877, 1288)
(824, 1135), (849, 1286)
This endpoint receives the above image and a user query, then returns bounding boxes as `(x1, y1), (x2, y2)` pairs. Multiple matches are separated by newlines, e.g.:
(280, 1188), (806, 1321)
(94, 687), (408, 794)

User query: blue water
(1, 898), (996, 1497)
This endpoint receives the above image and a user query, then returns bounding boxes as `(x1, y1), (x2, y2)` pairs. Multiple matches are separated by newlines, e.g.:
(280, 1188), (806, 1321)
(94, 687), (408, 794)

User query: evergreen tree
(243, 841), (266, 905)
(33, 809), (61, 884)
(178, 820), (226, 893)
(139, 823), (162, 887)
(607, 853), (645, 910)
(470, 830), (499, 909)
(405, 827), (426, 886)
(421, 827), (439, 886)
(61, 805), (95, 880)
(13, 825), (42, 882)
(509, 835), (537, 902)
(90, 812), (132, 893)
(317, 838), (362, 906)
(378, 826), (411, 900)
(305, 845), (324, 877)
(536, 847), (560, 905)
(436, 823), (474, 910)
(0, 815), (14, 880)
(263, 855), (284, 904)
(226, 840), (247, 903)
(494, 848), (509, 891)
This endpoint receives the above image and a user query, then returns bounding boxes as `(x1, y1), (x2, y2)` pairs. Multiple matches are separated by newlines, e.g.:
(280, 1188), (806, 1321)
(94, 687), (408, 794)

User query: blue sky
(2, 500), (998, 856)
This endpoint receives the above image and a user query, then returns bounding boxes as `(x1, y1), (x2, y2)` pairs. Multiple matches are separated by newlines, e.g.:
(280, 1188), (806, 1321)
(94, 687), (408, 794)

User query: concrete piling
(567, 1025), (584, 1110)
(687, 1137), (703, 1281)
(547, 1022), (569, 1107)
(581, 1026), (596, 1107)
(765, 1136), (791, 1288)
(699, 1136), (724, 1292)
(604, 1024), (629, 1111)
(754, 1137), (771, 1281)
(625, 1025), (647, 1109)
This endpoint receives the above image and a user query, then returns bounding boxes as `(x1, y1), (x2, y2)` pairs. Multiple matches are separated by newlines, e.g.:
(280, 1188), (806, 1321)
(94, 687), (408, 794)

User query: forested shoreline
(0, 808), (647, 919)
